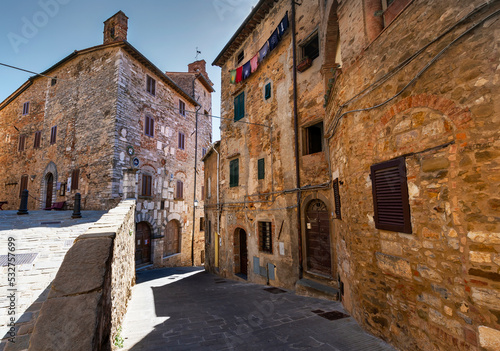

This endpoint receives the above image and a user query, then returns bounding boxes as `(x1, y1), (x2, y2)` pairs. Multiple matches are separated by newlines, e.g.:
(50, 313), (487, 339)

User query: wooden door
(239, 229), (248, 276)
(135, 222), (151, 265)
(165, 220), (180, 256)
(45, 173), (53, 209)
(306, 200), (332, 276)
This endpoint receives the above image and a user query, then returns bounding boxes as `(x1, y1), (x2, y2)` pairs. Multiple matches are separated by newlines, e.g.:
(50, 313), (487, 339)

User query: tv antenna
(195, 47), (201, 60)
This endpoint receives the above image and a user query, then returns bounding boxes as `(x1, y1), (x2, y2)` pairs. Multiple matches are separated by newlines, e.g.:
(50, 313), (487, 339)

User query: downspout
(192, 105), (201, 266)
(213, 145), (221, 267)
(291, 0), (303, 279)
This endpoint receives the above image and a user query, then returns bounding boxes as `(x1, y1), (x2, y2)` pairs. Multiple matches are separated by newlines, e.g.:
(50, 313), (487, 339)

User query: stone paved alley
(122, 267), (396, 351)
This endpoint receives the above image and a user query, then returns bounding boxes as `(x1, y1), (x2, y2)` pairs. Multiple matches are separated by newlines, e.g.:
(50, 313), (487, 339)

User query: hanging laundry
(230, 70), (237, 84)
(242, 60), (252, 80)
(278, 12), (289, 38)
(269, 28), (280, 51)
(235, 66), (243, 83)
(250, 53), (259, 73)
(259, 41), (270, 63)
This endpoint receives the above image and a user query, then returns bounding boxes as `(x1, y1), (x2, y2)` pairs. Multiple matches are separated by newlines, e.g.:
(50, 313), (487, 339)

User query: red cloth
(235, 66), (243, 83)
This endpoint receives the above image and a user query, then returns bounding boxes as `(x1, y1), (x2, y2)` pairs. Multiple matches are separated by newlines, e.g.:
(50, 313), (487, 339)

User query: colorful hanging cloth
(230, 70), (237, 84)
(259, 42), (270, 63)
(278, 12), (289, 38)
(242, 60), (252, 80)
(235, 66), (243, 83)
(250, 54), (259, 73)
(269, 28), (280, 51)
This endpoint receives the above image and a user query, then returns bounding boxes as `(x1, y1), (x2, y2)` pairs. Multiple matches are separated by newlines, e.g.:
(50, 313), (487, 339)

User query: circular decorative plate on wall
(127, 146), (135, 156)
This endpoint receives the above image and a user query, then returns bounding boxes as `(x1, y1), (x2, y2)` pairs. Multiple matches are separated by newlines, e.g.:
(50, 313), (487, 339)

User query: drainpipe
(192, 105), (201, 266)
(213, 145), (221, 267)
(291, 0), (303, 279)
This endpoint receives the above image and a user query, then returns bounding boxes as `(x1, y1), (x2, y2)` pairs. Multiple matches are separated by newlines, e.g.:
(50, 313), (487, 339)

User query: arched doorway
(234, 228), (247, 276)
(135, 221), (152, 265)
(165, 220), (181, 257)
(305, 199), (332, 276)
(45, 173), (54, 209)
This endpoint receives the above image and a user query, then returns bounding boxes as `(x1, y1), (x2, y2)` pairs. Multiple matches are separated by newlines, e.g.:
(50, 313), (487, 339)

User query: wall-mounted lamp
(194, 199), (199, 208)
(30, 175), (36, 182)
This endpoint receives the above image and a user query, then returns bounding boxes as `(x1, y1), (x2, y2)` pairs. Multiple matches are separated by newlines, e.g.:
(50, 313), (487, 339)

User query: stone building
(0, 11), (212, 268)
(207, 0), (500, 350)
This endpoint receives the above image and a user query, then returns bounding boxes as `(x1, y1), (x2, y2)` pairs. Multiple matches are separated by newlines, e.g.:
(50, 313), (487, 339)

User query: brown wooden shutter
(50, 126), (57, 144)
(19, 175), (28, 198)
(370, 157), (412, 234)
(71, 169), (79, 190)
(201, 186), (205, 201)
(34, 131), (41, 149)
(145, 116), (150, 136)
(333, 178), (341, 220)
(176, 180), (183, 199)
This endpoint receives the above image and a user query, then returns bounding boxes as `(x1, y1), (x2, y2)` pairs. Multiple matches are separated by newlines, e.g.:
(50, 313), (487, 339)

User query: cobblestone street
(122, 267), (396, 351)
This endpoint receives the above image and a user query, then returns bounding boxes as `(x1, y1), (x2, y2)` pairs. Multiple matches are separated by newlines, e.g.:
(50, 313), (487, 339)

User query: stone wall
(324, 0), (500, 349)
(28, 199), (136, 351)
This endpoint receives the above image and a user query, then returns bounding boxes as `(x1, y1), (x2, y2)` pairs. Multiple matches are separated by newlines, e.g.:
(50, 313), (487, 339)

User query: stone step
(295, 278), (339, 301)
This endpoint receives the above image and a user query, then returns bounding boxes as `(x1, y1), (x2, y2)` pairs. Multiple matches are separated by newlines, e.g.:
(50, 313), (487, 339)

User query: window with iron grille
(257, 158), (265, 180)
(19, 175), (28, 198)
(259, 221), (272, 253)
(145, 115), (154, 137)
(146, 75), (156, 96)
(237, 50), (245, 65)
(229, 159), (239, 187)
(176, 180), (184, 199)
(18, 135), (26, 152)
(178, 132), (185, 150)
(71, 169), (80, 191)
(370, 157), (412, 234)
(333, 178), (341, 220)
(34, 131), (41, 149)
(22, 102), (30, 115)
(50, 126), (57, 144)
(142, 174), (152, 197)
(179, 100), (186, 116)
(234, 92), (245, 121)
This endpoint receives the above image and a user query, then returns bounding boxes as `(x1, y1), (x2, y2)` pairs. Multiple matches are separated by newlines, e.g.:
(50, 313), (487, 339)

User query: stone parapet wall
(28, 200), (136, 351)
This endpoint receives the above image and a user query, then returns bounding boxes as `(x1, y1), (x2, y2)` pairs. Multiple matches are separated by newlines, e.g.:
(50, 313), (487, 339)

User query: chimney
(103, 11), (128, 45)
(188, 60), (207, 77)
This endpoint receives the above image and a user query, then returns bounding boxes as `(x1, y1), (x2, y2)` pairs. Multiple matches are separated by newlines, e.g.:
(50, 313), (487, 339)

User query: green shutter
(265, 83), (271, 100)
(234, 92), (245, 121)
(258, 158), (265, 180)
(230, 159), (239, 187)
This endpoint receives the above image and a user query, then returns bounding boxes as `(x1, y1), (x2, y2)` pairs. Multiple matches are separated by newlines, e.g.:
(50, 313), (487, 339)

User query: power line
(0, 62), (59, 80)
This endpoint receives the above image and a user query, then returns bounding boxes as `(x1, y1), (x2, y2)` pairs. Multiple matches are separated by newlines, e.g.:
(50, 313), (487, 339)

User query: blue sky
(0, 0), (259, 141)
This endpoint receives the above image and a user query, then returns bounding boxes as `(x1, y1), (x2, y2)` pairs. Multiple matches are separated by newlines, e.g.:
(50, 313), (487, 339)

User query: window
(258, 158), (265, 180)
(176, 180), (184, 199)
(333, 178), (341, 220)
(237, 50), (245, 65)
(207, 177), (211, 199)
(34, 131), (41, 149)
(229, 159), (239, 188)
(51, 77), (57, 86)
(302, 33), (319, 61)
(18, 135), (26, 152)
(234, 92), (245, 121)
(304, 122), (323, 155)
(160, 200), (165, 210)
(200, 217), (205, 232)
(179, 100), (186, 116)
(145, 115), (154, 137)
(259, 221), (272, 253)
(207, 220), (212, 245)
(201, 186), (205, 201)
(146, 75), (156, 96)
(50, 126), (57, 144)
(19, 175), (28, 198)
(178, 132), (185, 150)
(370, 157), (412, 234)
(142, 174), (152, 197)
(71, 169), (80, 191)
(264, 83), (272, 100)
(202, 148), (207, 157)
(22, 102), (30, 115)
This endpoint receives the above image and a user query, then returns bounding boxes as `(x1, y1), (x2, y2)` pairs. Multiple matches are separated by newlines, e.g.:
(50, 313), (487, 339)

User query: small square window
(34, 131), (41, 149)
(259, 221), (272, 253)
(264, 83), (272, 100)
(145, 115), (154, 137)
(22, 102), (30, 115)
(302, 33), (319, 61)
(304, 122), (323, 155)
(237, 50), (245, 65)
(18, 135), (26, 152)
(142, 174), (152, 197)
(179, 100), (186, 116)
(230, 159), (239, 187)
(51, 77), (57, 86)
(50, 126), (57, 144)
(178, 132), (185, 150)
(258, 158), (265, 180)
(146, 75), (156, 96)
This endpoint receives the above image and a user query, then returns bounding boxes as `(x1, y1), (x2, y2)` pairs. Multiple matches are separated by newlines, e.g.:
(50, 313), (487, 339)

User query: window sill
(139, 195), (153, 200)
(297, 58), (313, 72)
